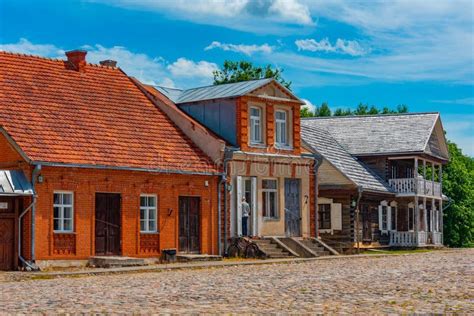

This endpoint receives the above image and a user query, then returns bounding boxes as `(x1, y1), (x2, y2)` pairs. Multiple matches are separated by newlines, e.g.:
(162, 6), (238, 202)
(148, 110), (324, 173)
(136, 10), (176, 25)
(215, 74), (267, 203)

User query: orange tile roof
(0, 51), (220, 174)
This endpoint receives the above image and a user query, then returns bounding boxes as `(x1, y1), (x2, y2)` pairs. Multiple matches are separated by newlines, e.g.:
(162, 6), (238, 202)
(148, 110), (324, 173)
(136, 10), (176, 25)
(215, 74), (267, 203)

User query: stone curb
(9, 249), (458, 280)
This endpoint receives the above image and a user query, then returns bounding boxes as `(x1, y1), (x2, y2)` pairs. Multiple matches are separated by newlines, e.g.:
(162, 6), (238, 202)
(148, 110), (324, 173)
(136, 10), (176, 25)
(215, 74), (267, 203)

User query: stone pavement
(0, 249), (473, 314)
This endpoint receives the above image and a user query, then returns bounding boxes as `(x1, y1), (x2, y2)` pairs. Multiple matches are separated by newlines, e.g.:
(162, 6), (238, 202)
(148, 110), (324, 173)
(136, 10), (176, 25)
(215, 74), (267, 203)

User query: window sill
(53, 231), (75, 234)
(140, 231), (160, 234)
(274, 145), (293, 150)
(249, 143), (267, 148)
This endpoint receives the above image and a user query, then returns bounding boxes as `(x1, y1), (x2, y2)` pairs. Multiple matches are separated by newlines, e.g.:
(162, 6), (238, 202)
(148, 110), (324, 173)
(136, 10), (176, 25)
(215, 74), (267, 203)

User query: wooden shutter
(331, 203), (342, 231)
(236, 176), (243, 236)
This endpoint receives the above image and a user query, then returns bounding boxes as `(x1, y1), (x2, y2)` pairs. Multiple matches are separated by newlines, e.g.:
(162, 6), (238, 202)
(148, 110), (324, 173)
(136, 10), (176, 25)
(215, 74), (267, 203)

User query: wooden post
(431, 162), (435, 196)
(414, 157), (418, 194)
(439, 164), (444, 244)
(414, 196), (419, 245)
(423, 196), (427, 233)
(423, 159), (427, 196)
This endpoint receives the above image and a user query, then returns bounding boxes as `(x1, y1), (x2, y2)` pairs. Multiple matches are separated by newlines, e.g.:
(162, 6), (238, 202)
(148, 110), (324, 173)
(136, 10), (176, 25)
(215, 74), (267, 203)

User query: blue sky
(1, 0), (473, 155)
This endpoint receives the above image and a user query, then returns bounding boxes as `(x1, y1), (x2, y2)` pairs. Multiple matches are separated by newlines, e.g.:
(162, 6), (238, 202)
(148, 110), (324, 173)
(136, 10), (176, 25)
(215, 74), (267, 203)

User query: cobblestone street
(1, 250), (473, 314)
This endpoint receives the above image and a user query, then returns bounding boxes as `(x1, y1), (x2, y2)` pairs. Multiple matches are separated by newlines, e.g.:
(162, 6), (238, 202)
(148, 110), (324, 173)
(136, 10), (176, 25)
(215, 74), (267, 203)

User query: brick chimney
(65, 50), (87, 72)
(100, 59), (117, 67)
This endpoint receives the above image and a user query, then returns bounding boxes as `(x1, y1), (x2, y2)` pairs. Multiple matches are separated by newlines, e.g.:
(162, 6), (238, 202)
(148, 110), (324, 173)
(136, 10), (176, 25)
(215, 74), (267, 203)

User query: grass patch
(360, 249), (434, 255)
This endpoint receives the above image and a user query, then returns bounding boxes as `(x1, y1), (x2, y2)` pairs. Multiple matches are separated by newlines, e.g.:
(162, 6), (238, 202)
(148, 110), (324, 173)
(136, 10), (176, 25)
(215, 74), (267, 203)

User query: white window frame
(53, 191), (74, 233)
(249, 106), (263, 144)
(140, 194), (158, 233)
(275, 110), (288, 147)
(262, 179), (278, 219)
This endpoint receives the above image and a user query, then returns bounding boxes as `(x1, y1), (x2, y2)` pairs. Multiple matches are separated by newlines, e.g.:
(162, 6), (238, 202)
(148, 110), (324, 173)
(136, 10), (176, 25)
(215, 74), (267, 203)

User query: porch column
(414, 157), (418, 194)
(423, 196), (427, 232)
(423, 159), (427, 196)
(431, 162), (435, 196)
(439, 164), (444, 244)
(414, 196), (419, 245)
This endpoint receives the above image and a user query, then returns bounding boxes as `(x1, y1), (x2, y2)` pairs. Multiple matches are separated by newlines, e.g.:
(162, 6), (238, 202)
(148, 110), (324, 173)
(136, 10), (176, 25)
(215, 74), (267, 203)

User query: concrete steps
(300, 239), (331, 256)
(89, 256), (146, 268)
(177, 254), (223, 262)
(252, 239), (294, 259)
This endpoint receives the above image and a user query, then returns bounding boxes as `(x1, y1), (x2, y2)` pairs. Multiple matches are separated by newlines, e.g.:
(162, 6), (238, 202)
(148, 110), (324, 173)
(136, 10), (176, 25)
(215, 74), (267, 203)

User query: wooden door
(178, 197), (200, 253)
(0, 219), (14, 270)
(95, 193), (121, 256)
(285, 179), (301, 237)
(361, 205), (372, 242)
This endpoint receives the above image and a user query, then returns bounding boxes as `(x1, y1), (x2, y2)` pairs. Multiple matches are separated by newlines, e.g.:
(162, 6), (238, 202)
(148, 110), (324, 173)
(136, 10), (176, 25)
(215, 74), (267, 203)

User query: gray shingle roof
(156, 78), (278, 104)
(301, 113), (440, 156)
(302, 126), (394, 193)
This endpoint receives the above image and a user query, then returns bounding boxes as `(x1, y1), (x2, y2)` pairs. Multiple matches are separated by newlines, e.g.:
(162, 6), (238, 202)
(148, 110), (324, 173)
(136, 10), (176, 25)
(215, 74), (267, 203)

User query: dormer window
(250, 106), (262, 144)
(275, 110), (288, 146)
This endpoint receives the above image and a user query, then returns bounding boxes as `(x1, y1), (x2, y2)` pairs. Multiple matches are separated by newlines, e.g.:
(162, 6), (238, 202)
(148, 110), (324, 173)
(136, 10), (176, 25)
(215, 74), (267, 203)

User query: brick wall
(237, 96), (301, 155)
(29, 166), (219, 260)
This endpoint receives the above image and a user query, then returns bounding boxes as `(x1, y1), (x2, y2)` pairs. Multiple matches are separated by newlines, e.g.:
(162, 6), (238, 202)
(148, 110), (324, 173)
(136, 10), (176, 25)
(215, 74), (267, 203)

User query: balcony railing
(389, 231), (441, 246)
(388, 178), (441, 197)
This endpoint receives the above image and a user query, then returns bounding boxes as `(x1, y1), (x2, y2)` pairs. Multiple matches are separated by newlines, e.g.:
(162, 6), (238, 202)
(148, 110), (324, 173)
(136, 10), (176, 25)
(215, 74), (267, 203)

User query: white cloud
(282, 0), (474, 84)
(0, 38), (64, 57)
(430, 97), (474, 106)
(205, 41), (273, 56)
(301, 99), (316, 111)
(0, 38), (218, 88)
(442, 114), (474, 156)
(295, 38), (368, 56)
(93, 0), (313, 34)
(167, 58), (218, 80)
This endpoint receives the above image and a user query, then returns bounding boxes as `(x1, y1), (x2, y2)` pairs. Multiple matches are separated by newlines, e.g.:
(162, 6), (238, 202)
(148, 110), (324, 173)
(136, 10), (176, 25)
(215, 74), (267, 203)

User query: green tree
(300, 106), (314, 118)
(397, 104), (409, 113)
(315, 102), (332, 117)
(334, 108), (353, 116)
(213, 61), (291, 89)
(442, 142), (474, 247)
(354, 103), (369, 115)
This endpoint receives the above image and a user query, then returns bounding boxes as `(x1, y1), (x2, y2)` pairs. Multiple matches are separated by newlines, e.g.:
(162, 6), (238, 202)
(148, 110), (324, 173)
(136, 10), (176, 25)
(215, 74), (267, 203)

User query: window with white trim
(262, 179), (278, 218)
(250, 107), (262, 144)
(53, 192), (74, 232)
(275, 110), (288, 146)
(140, 195), (157, 233)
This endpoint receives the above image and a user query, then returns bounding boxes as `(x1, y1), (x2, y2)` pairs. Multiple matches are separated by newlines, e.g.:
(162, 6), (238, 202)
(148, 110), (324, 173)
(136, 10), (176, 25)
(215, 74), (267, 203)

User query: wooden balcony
(388, 178), (441, 197)
(389, 231), (443, 247)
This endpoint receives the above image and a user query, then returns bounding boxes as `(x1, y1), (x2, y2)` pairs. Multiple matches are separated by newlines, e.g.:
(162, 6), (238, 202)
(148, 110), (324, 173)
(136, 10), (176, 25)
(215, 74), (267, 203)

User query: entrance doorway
(178, 196), (200, 253)
(361, 205), (373, 243)
(284, 178), (301, 237)
(95, 193), (121, 256)
(0, 218), (14, 270)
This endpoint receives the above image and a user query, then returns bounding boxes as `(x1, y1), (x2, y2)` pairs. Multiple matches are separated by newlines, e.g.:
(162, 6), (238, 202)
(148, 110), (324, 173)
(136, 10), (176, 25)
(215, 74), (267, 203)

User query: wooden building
(301, 113), (449, 250)
(0, 51), (222, 270)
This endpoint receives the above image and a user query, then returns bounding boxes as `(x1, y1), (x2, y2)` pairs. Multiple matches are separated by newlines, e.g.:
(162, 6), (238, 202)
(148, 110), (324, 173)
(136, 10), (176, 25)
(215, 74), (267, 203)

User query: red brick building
(0, 51), (222, 270)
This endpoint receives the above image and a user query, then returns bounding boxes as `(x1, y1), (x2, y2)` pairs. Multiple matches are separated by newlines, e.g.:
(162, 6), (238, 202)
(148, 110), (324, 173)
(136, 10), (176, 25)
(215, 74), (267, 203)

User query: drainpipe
(30, 164), (41, 262)
(18, 164), (41, 271)
(355, 186), (363, 254)
(18, 200), (36, 270)
(302, 153), (323, 239)
(222, 147), (236, 256)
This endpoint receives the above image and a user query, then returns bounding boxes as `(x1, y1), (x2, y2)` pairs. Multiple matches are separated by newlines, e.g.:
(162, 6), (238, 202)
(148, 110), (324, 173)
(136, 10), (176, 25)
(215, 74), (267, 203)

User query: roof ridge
(0, 50), (119, 70)
(180, 77), (273, 92)
(301, 112), (440, 120)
